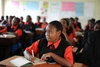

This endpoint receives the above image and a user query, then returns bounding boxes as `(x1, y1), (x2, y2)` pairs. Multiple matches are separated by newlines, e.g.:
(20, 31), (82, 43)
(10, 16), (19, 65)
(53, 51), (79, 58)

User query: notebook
(10, 57), (46, 67)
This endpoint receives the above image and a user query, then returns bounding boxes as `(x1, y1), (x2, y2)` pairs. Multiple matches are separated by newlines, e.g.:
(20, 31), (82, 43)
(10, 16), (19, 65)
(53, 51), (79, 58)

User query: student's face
(94, 24), (100, 31)
(20, 17), (23, 22)
(60, 19), (68, 28)
(12, 18), (18, 26)
(26, 16), (31, 22)
(88, 22), (94, 28)
(45, 24), (61, 42)
(37, 17), (41, 22)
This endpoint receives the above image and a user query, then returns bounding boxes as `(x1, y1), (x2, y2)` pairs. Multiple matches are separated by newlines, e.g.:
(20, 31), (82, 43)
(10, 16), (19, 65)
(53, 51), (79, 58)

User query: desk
(0, 33), (17, 61)
(0, 56), (62, 67)
(73, 63), (88, 67)
(35, 28), (44, 35)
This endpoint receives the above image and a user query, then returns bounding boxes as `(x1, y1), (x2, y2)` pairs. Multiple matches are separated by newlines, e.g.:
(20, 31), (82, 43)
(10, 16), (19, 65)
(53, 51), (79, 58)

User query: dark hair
(61, 18), (69, 26)
(27, 15), (32, 19)
(91, 18), (95, 23)
(20, 16), (23, 19)
(70, 17), (75, 21)
(95, 20), (100, 25)
(75, 17), (79, 20)
(15, 17), (20, 24)
(37, 16), (41, 19)
(49, 20), (63, 32)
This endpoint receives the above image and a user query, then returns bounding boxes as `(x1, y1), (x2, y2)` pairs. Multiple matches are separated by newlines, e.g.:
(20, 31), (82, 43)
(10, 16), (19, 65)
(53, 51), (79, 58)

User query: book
(10, 57), (46, 67)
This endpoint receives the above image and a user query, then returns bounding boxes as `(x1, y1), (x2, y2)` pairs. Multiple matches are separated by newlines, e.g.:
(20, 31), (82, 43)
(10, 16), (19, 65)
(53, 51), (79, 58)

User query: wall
(1, 0), (100, 28)
(0, 0), (2, 17)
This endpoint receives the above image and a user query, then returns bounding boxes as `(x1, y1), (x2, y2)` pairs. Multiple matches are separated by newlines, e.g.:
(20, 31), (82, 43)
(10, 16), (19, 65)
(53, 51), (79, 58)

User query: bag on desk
(10, 57), (46, 67)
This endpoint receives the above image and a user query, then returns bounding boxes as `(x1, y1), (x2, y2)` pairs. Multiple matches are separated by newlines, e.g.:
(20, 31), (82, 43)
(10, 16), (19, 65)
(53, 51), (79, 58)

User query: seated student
(5, 15), (8, 22)
(41, 17), (48, 29)
(0, 21), (7, 33)
(24, 21), (74, 67)
(6, 16), (13, 27)
(82, 20), (100, 67)
(7, 17), (25, 54)
(24, 15), (35, 32)
(75, 19), (95, 60)
(84, 18), (95, 31)
(0, 16), (4, 23)
(0, 16), (13, 33)
(60, 18), (76, 46)
(35, 16), (42, 28)
(19, 16), (24, 29)
(74, 17), (82, 31)
(23, 15), (35, 45)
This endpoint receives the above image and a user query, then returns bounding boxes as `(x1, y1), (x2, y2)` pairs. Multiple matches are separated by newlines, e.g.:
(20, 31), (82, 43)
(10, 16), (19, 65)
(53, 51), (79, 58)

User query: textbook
(10, 57), (46, 67)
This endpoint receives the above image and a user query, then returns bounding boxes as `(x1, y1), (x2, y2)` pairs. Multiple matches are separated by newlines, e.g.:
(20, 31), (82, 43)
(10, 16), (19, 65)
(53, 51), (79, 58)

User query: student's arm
(24, 40), (40, 61)
(41, 46), (73, 67)
(15, 29), (22, 37)
(62, 31), (73, 45)
(0, 27), (7, 33)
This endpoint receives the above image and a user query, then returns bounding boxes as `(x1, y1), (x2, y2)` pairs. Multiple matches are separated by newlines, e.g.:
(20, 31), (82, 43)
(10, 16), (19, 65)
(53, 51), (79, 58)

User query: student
(74, 17), (82, 31)
(0, 16), (4, 23)
(76, 19), (95, 58)
(35, 16), (42, 28)
(82, 20), (100, 67)
(6, 15), (8, 22)
(24, 21), (73, 67)
(60, 18), (76, 46)
(0, 16), (13, 33)
(19, 16), (24, 29)
(24, 15), (35, 32)
(23, 15), (36, 45)
(41, 17), (48, 29)
(7, 17), (25, 54)
(7, 16), (13, 27)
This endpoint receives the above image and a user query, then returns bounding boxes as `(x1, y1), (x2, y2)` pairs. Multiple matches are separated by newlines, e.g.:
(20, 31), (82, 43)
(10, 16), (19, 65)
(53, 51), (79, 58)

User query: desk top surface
(0, 56), (62, 67)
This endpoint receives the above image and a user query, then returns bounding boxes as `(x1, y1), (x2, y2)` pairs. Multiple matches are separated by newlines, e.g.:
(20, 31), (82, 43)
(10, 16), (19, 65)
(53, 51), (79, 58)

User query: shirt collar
(25, 22), (29, 25)
(36, 22), (41, 25)
(47, 37), (61, 49)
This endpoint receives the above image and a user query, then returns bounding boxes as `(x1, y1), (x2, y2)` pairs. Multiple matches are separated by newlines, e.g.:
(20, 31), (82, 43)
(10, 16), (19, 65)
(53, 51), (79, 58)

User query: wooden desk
(35, 28), (44, 35)
(0, 33), (17, 61)
(73, 63), (88, 67)
(0, 56), (62, 67)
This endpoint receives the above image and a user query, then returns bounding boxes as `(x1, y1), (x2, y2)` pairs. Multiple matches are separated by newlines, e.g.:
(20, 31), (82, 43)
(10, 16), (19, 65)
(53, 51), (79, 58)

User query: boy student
(24, 21), (73, 67)
(82, 20), (100, 67)
(24, 15), (35, 32)
(35, 16), (42, 28)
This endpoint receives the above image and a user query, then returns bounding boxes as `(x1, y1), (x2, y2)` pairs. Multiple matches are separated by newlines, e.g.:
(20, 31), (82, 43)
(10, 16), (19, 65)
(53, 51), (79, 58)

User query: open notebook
(10, 57), (46, 67)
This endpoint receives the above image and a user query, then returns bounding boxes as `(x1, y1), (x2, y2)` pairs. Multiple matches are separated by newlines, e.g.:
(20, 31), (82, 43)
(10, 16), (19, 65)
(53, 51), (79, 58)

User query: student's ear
(57, 31), (62, 36)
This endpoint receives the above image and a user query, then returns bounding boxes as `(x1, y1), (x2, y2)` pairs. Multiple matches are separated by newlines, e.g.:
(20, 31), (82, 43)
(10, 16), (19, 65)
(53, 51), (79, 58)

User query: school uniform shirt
(74, 22), (82, 31)
(24, 22), (35, 32)
(82, 31), (100, 67)
(41, 22), (48, 29)
(67, 26), (76, 43)
(11, 26), (22, 37)
(0, 27), (7, 33)
(35, 22), (42, 28)
(26, 38), (74, 65)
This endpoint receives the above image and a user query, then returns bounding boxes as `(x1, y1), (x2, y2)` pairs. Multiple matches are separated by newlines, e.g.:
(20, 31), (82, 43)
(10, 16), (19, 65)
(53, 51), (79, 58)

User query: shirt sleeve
(15, 29), (22, 37)
(64, 46), (74, 65)
(26, 40), (40, 55)
(0, 27), (7, 33)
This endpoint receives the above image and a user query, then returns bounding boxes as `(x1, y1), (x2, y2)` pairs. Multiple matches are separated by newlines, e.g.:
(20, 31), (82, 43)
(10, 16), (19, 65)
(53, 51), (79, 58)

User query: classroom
(0, 0), (100, 67)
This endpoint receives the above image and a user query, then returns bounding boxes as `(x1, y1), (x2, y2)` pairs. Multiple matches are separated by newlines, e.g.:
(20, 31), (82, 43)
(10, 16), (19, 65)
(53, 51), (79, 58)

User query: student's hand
(24, 50), (37, 62)
(41, 52), (53, 61)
